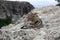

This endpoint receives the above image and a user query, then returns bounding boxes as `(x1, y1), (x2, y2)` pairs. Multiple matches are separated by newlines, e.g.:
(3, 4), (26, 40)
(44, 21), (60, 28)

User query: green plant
(0, 15), (12, 28)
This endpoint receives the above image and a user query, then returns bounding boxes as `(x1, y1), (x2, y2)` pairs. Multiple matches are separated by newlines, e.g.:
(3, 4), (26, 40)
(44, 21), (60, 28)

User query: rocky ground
(0, 6), (60, 40)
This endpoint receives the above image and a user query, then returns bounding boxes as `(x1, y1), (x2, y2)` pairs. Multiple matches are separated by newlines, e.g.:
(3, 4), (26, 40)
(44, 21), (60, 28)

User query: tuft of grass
(0, 16), (12, 28)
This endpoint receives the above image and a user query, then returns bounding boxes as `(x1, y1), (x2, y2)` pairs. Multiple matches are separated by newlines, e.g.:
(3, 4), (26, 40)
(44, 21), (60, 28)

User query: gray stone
(0, 1), (35, 22)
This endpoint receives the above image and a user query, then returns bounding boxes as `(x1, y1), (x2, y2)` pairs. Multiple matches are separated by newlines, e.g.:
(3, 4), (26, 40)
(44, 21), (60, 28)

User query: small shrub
(0, 16), (12, 28)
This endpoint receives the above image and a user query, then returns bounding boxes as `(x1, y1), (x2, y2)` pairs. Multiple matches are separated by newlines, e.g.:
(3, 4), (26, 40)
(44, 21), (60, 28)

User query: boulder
(0, 1), (35, 27)
(0, 1), (35, 18)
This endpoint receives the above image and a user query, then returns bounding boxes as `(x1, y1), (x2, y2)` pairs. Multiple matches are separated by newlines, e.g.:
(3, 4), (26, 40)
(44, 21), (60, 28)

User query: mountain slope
(0, 6), (60, 40)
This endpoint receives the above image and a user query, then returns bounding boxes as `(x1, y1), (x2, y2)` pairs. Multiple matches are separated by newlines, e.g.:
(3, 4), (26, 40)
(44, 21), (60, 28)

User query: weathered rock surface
(0, 1), (35, 22)
(0, 6), (60, 40)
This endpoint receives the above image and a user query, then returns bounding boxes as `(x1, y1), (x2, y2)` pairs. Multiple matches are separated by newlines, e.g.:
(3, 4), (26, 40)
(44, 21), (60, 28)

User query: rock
(0, 1), (35, 22)
(32, 6), (60, 40)
(0, 1), (35, 27)
(0, 27), (47, 40)
(1, 6), (60, 40)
